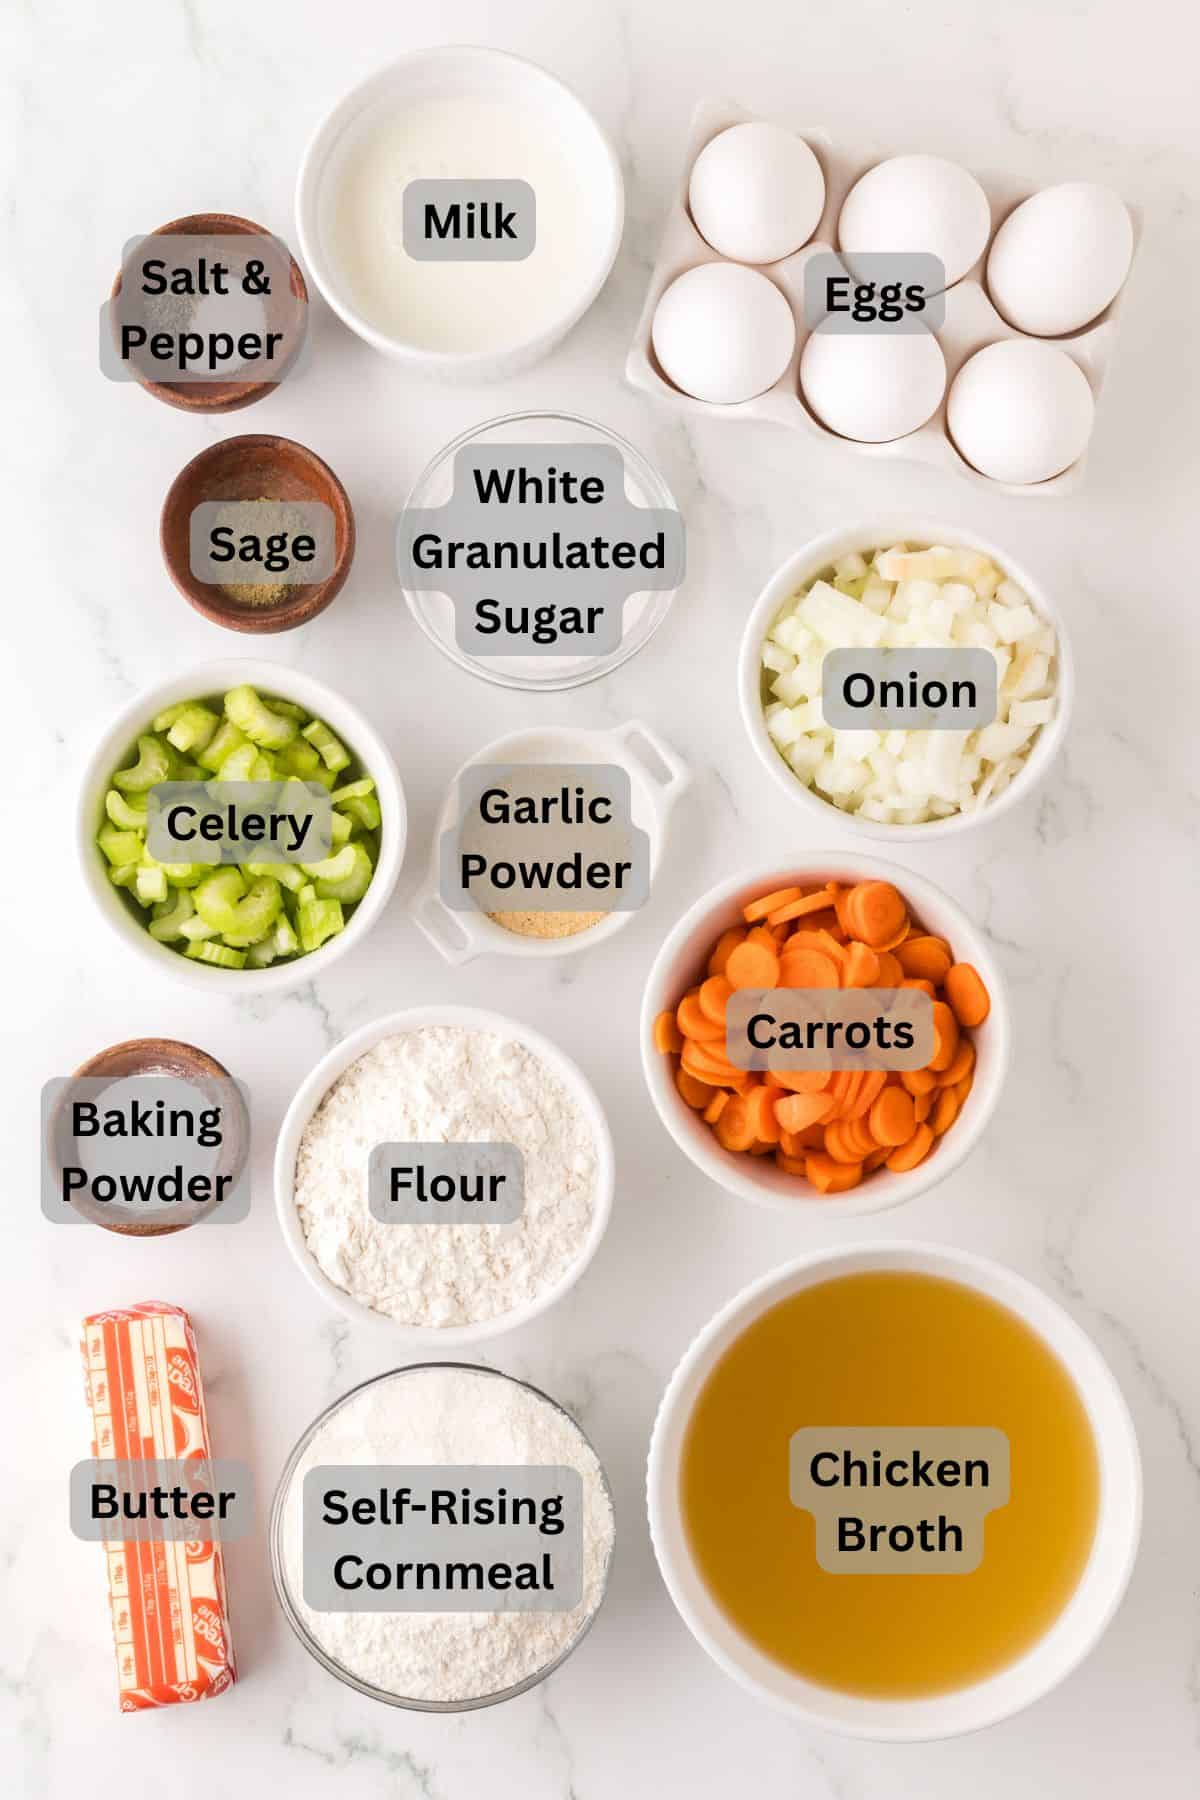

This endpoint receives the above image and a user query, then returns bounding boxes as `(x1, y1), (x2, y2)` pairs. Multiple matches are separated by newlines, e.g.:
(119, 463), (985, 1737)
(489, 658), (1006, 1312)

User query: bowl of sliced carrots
(642, 857), (1009, 1215)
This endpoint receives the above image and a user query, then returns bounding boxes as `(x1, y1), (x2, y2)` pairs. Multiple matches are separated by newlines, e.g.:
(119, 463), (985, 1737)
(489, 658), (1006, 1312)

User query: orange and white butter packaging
(79, 1301), (237, 1711)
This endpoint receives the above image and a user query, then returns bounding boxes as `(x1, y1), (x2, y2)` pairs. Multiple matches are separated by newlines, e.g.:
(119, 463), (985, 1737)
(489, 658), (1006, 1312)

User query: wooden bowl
(110, 211), (307, 413)
(50, 1039), (249, 1237)
(161, 434), (355, 633)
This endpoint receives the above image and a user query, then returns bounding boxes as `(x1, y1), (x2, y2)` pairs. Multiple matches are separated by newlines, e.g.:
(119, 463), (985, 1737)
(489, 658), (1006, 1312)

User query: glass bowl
(269, 1361), (616, 1712)
(399, 411), (681, 692)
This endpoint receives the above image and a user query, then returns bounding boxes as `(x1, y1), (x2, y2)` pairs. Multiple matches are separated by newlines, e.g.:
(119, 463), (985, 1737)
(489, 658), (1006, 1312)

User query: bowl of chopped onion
(738, 522), (1073, 839)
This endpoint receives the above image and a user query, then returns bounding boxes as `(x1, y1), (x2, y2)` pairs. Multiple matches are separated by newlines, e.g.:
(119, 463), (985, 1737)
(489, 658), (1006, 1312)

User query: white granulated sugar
(293, 1027), (598, 1327)
(281, 1366), (614, 1703)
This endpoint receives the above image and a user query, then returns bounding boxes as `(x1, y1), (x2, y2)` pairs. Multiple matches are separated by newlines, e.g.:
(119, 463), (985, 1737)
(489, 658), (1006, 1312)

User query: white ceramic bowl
(274, 1006), (614, 1345)
(295, 48), (624, 381)
(640, 855), (1009, 1216)
(738, 520), (1074, 842)
(647, 1240), (1141, 1740)
(412, 719), (691, 963)
(78, 658), (406, 995)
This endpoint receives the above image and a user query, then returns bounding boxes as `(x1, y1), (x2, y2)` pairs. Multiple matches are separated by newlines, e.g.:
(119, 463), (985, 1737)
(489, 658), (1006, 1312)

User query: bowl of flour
(274, 1006), (614, 1343)
(270, 1363), (616, 1709)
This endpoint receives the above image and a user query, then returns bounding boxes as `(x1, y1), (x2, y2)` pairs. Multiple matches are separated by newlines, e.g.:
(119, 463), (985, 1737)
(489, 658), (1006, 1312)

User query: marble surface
(4, 0), (1199, 1791)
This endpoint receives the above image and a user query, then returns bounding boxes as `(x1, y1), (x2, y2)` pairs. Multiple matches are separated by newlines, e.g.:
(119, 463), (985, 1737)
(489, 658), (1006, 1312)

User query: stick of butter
(79, 1301), (237, 1711)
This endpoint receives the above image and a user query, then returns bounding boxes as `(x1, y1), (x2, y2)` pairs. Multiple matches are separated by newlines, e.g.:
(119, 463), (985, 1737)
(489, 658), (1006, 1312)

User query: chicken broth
(680, 1270), (1099, 1699)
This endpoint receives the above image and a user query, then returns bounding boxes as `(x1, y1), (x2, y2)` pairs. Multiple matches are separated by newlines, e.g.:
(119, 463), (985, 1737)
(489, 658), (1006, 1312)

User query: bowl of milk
(295, 47), (625, 379)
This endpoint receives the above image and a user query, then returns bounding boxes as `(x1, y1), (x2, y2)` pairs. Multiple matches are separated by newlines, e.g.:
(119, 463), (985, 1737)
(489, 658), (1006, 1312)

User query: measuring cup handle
(411, 888), (478, 966)
(608, 719), (692, 808)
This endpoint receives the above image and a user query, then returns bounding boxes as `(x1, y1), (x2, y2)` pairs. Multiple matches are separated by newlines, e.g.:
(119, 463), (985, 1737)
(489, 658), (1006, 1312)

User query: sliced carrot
(746, 924), (779, 953)
(726, 938), (780, 991)
(806, 1152), (863, 1194)
(747, 1139), (775, 1156)
(886, 1123), (935, 1172)
(775, 1150), (808, 1177)
(714, 1095), (756, 1153)
(766, 887), (837, 927)
(774, 1091), (836, 1133)
(745, 1085), (782, 1145)
(833, 885), (858, 936)
(928, 1000), (960, 1073)
(827, 1068), (858, 1117)
(938, 1037), (975, 1087)
(841, 1115), (879, 1159)
(742, 886), (802, 924)
(707, 927), (745, 976)
(843, 881), (907, 949)
(698, 975), (733, 1025)
(791, 908), (841, 938)
(780, 1121), (828, 1154)
(846, 1069), (888, 1120)
(702, 1090), (729, 1125)
(810, 928), (849, 967)
(834, 1069), (864, 1119)
(895, 935), (952, 984)
(901, 976), (936, 999)
(931, 1087), (960, 1135)
(675, 1068), (713, 1110)
(952, 1072), (974, 1110)
(869, 1085), (917, 1147)
(900, 1067), (937, 1096)
(772, 1067), (832, 1095)
(677, 992), (724, 1042)
(875, 951), (904, 987)
(824, 1120), (868, 1164)
(653, 1010), (683, 1055)
(843, 941), (879, 987)
(913, 1089), (933, 1124)
(777, 947), (839, 990)
(945, 963), (991, 1028)
(863, 1146), (890, 1172)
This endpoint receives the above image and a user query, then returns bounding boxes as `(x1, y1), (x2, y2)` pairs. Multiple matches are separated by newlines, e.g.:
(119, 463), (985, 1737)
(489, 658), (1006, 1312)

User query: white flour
(280, 1366), (614, 1703)
(293, 1027), (598, 1327)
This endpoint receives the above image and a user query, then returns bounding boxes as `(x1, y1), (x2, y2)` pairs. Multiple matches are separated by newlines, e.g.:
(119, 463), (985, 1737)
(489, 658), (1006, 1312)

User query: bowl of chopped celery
(79, 661), (405, 990)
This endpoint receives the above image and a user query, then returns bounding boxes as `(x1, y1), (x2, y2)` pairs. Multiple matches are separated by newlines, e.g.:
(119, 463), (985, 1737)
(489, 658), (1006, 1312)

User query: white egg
(986, 181), (1133, 337)
(838, 154), (992, 290)
(652, 263), (796, 405)
(799, 321), (946, 442)
(948, 340), (1095, 484)
(688, 122), (826, 264)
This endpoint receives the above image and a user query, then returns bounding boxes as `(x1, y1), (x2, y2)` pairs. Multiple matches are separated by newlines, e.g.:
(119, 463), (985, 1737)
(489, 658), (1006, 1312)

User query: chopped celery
(215, 743), (273, 782)
(337, 791), (381, 832)
(112, 734), (173, 793)
(149, 890), (195, 941)
(301, 718), (351, 772)
(298, 896), (344, 953)
(98, 684), (377, 970)
(277, 740), (322, 778)
(221, 877), (283, 948)
(178, 914), (219, 942)
(225, 684), (299, 749)
(185, 939), (247, 969)
(105, 789), (147, 830)
(314, 840), (373, 903)
(242, 859), (306, 892)
(194, 868), (247, 931)
(135, 862), (168, 904)
(330, 777), (375, 803)
(98, 826), (143, 867)
(165, 703), (220, 754)
(301, 844), (357, 883)
(196, 719), (248, 772)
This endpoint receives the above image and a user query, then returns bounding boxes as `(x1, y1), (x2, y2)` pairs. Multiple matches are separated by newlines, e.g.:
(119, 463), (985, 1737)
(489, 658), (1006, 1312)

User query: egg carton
(626, 99), (1142, 497)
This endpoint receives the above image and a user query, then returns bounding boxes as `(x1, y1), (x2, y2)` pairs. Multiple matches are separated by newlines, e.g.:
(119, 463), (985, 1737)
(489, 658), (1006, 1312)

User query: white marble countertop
(5, 0), (1199, 1791)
